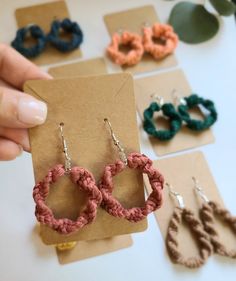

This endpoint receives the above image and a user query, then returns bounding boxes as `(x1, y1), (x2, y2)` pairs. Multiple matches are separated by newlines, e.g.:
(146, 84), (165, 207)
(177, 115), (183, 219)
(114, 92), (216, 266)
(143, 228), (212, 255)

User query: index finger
(0, 44), (51, 90)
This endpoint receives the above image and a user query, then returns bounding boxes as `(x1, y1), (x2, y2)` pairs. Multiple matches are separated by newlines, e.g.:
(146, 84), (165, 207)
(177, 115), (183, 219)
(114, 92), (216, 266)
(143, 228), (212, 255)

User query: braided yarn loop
(107, 31), (144, 66)
(143, 102), (182, 141)
(200, 201), (236, 258)
(98, 152), (164, 222)
(47, 18), (83, 52)
(178, 94), (217, 131)
(166, 207), (213, 268)
(143, 23), (178, 59)
(11, 25), (46, 58)
(33, 164), (102, 234)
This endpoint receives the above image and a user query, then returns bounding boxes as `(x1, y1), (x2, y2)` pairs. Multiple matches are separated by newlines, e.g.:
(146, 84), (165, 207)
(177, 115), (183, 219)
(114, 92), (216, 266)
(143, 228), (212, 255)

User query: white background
(0, 0), (236, 280)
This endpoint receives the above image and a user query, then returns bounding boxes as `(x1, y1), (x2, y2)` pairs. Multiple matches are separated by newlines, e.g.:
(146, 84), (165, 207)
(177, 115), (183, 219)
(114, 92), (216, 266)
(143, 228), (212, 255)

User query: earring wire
(171, 89), (187, 106)
(166, 182), (185, 209)
(192, 177), (209, 203)
(104, 118), (128, 165)
(150, 93), (164, 106)
(59, 122), (72, 173)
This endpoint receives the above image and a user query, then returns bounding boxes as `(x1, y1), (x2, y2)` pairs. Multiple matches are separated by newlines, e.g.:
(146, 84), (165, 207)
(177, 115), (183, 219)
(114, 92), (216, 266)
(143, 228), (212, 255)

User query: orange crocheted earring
(166, 183), (213, 269)
(143, 23), (178, 60)
(193, 177), (236, 259)
(106, 30), (144, 66)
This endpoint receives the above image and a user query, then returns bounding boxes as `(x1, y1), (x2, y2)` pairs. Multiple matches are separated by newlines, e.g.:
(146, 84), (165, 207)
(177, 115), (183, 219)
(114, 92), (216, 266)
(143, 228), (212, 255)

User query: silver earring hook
(25, 23), (36, 29)
(166, 182), (185, 209)
(150, 93), (164, 106)
(104, 118), (128, 165)
(59, 122), (72, 173)
(142, 21), (150, 27)
(117, 28), (124, 35)
(192, 177), (209, 203)
(171, 89), (187, 106)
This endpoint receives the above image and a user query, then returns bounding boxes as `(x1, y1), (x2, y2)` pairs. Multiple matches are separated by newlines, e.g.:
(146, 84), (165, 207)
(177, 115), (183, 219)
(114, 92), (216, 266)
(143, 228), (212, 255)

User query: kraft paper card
(104, 5), (177, 74)
(57, 234), (133, 264)
(48, 57), (107, 78)
(48, 56), (132, 264)
(15, 0), (82, 65)
(135, 69), (215, 156)
(24, 73), (147, 245)
(145, 151), (236, 262)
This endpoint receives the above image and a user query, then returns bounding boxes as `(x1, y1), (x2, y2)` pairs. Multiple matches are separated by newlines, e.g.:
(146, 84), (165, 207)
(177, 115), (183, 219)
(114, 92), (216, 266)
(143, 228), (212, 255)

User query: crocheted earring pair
(33, 120), (164, 235)
(143, 93), (217, 141)
(11, 18), (83, 58)
(166, 179), (236, 269)
(107, 23), (178, 66)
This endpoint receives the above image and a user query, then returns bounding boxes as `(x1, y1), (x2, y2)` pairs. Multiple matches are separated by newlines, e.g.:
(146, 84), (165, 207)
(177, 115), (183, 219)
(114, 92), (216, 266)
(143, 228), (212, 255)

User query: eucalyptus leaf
(169, 2), (219, 44)
(210, 0), (236, 16)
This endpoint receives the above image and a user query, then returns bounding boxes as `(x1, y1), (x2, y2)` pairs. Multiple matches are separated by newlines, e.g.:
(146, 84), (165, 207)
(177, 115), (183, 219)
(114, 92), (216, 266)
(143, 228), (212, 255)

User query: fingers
(0, 44), (51, 90)
(0, 127), (29, 152)
(0, 86), (47, 128)
(0, 137), (23, 161)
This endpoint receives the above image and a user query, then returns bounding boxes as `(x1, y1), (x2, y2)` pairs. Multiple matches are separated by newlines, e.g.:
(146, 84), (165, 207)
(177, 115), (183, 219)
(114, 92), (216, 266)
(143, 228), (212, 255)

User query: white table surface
(1, 0), (236, 280)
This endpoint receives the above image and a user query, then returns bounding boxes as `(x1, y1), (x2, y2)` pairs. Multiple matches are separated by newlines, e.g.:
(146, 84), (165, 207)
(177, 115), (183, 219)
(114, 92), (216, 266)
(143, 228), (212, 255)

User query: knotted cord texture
(107, 31), (144, 66)
(33, 164), (102, 234)
(143, 102), (182, 141)
(98, 152), (164, 222)
(200, 201), (236, 258)
(143, 23), (178, 59)
(178, 94), (217, 131)
(11, 18), (83, 57)
(11, 25), (46, 58)
(166, 207), (213, 268)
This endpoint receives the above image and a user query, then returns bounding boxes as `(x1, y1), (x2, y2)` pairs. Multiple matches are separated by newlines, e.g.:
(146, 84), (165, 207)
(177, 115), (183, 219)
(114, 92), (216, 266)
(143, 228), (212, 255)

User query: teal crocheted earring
(143, 95), (182, 141)
(177, 94), (217, 131)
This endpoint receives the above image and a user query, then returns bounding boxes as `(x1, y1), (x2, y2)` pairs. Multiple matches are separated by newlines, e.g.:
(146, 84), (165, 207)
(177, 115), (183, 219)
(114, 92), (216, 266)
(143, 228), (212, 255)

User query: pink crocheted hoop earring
(98, 118), (164, 222)
(33, 123), (102, 235)
(143, 23), (178, 60)
(106, 31), (144, 66)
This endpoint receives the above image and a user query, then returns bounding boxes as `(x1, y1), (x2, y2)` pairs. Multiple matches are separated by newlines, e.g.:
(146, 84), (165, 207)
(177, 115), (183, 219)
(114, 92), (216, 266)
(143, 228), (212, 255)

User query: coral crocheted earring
(98, 118), (164, 222)
(192, 177), (236, 258)
(177, 94), (217, 131)
(33, 123), (102, 235)
(166, 183), (213, 268)
(11, 24), (47, 58)
(142, 23), (178, 60)
(143, 95), (182, 141)
(47, 18), (83, 52)
(106, 30), (144, 66)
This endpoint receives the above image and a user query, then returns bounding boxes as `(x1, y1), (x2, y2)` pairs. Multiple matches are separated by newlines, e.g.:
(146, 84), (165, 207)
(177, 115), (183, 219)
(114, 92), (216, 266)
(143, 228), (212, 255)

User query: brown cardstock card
(145, 151), (236, 261)
(15, 0), (82, 66)
(48, 57), (107, 78)
(57, 234), (133, 264)
(135, 69), (215, 156)
(104, 5), (177, 74)
(24, 73), (147, 245)
(49, 56), (131, 264)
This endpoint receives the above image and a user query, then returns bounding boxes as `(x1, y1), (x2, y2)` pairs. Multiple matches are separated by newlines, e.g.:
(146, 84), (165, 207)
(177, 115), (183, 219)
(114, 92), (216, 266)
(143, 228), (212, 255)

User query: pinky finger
(0, 137), (23, 161)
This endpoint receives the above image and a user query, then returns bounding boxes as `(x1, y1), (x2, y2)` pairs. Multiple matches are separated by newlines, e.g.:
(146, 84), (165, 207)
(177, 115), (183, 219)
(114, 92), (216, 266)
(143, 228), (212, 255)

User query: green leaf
(169, 2), (219, 44)
(210, 0), (236, 16)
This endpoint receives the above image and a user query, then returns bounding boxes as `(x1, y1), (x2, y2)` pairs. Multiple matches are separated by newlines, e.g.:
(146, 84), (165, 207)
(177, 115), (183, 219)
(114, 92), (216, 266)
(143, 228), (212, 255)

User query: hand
(0, 44), (51, 161)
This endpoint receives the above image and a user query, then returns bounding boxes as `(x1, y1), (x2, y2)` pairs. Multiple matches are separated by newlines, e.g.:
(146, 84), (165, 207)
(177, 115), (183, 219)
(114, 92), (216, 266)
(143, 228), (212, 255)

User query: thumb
(0, 86), (47, 128)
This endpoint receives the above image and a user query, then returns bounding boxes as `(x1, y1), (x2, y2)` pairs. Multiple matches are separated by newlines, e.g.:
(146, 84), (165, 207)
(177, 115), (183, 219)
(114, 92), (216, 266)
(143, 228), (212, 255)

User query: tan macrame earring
(166, 183), (213, 269)
(193, 177), (236, 258)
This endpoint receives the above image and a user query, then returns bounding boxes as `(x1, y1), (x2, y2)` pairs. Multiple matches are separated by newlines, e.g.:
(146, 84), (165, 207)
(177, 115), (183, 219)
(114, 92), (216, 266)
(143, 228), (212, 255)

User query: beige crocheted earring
(165, 183), (213, 269)
(193, 177), (236, 259)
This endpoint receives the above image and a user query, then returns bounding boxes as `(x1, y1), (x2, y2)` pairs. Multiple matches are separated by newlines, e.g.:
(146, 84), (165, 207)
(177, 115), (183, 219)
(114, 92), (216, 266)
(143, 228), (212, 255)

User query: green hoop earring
(177, 94), (217, 131)
(143, 97), (182, 141)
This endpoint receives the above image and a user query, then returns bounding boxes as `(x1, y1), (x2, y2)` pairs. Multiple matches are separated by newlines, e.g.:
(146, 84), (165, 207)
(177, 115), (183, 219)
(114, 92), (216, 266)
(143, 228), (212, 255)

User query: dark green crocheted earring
(177, 94), (217, 131)
(143, 96), (182, 141)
